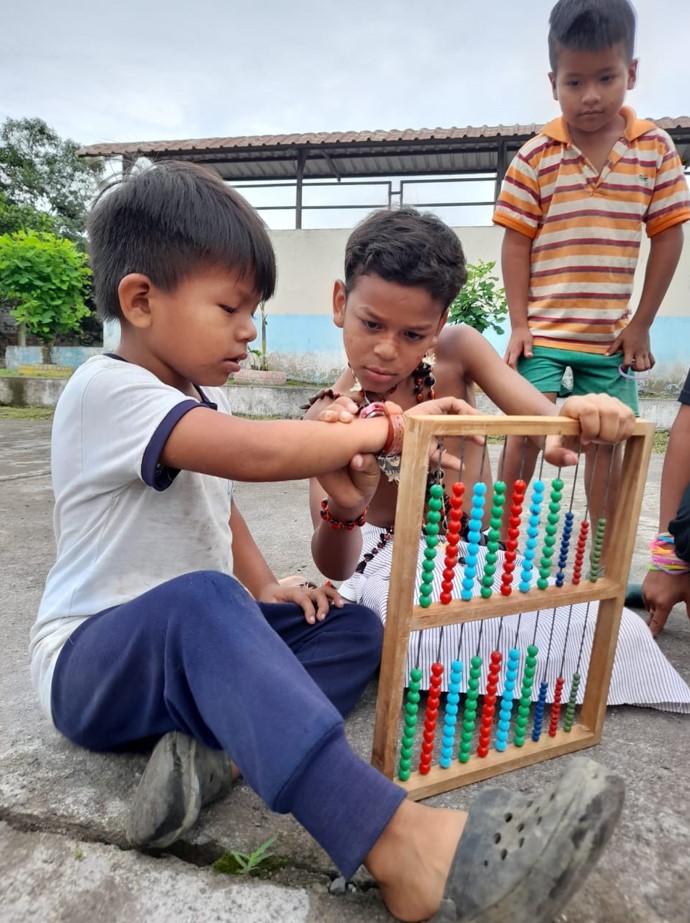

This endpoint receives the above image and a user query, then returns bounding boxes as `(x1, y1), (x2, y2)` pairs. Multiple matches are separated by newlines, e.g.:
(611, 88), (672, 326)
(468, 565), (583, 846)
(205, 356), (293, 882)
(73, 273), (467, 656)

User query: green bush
(447, 259), (507, 336)
(0, 230), (91, 346)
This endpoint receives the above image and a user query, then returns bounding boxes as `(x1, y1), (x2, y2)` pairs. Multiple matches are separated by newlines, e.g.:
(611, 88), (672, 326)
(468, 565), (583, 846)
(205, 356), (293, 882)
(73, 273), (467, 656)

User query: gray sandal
(127, 731), (232, 849)
(430, 756), (624, 922)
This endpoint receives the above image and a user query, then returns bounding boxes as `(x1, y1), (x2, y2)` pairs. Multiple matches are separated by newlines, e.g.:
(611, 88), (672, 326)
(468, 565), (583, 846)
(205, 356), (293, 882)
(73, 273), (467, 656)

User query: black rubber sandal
(429, 756), (624, 923)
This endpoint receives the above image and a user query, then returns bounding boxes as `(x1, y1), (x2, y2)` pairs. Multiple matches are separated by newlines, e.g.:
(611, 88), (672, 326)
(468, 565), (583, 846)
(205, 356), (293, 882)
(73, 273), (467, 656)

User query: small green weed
(213, 836), (282, 878)
(73, 847), (84, 861)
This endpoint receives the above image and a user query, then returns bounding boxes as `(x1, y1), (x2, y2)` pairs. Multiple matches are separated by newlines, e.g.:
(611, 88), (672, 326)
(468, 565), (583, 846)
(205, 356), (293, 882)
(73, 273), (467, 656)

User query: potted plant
(233, 301), (287, 385)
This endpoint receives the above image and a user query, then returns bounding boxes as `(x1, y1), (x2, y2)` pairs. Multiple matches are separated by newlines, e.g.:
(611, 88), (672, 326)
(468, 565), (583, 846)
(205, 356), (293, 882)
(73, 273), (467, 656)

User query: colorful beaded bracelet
(320, 498), (368, 530)
(649, 532), (690, 575)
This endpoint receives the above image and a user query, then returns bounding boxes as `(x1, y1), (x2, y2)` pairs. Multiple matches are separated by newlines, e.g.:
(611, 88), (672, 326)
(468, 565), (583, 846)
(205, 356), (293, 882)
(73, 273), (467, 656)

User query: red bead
(503, 562), (516, 574)
(431, 663), (443, 676)
(490, 650), (502, 663)
(508, 527), (520, 540)
(501, 585), (513, 596)
(423, 729), (435, 744)
(440, 592), (452, 604)
(514, 480), (527, 493)
(477, 745), (489, 758)
(447, 532), (460, 546)
(504, 550), (517, 563)
(453, 482), (465, 496)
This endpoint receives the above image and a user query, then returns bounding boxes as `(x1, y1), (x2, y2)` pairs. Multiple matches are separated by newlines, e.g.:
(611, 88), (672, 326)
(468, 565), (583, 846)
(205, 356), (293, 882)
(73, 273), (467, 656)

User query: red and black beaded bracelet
(320, 498), (368, 530)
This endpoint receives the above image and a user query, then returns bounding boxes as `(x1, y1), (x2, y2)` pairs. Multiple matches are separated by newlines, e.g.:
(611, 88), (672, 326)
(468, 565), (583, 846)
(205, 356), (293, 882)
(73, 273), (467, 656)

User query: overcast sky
(2, 0), (687, 227)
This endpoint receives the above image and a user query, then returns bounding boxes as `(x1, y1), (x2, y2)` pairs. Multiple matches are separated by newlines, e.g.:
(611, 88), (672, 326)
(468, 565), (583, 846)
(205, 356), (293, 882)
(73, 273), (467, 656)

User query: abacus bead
(429, 483), (444, 498)
(424, 547), (436, 559)
(475, 483), (487, 494)
(419, 595), (432, 608)
(399, 756), (412, 771)
(484, 563), (496, 576)
(552, 478), (564, 490)
(487, 540), (500, 552)
(408, 689), (421, 702)
(427, 510), (441, 523)
(425, 523), (440, 536)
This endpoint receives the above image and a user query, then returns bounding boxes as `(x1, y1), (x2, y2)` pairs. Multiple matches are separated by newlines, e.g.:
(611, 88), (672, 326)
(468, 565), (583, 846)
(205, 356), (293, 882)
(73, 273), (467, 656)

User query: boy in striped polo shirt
(494, 0), (689, 549)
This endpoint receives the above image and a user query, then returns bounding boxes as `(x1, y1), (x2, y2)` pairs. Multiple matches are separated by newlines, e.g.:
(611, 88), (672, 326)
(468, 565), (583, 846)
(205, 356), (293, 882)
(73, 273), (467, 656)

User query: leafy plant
(0, 230), (91, 354)
(447, 259), (508, 336)
(213, 836), (278, 877)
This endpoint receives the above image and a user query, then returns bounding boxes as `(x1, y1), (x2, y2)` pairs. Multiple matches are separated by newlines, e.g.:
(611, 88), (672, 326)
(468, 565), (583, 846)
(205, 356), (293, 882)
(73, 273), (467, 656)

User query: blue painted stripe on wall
(264, 314), (344, 354)
(267, 314), (690, 370)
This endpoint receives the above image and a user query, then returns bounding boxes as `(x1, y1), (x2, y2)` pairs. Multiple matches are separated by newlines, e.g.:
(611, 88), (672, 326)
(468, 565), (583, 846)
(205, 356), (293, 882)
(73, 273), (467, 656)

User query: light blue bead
(461, 589), (472, 600)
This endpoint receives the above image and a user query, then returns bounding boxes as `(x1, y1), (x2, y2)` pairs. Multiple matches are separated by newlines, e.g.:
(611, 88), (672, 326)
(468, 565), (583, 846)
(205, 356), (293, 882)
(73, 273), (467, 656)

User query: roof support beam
(494, 141), (508, 202)
(295, 150), (306, 229)
(321, 151), (341, 180)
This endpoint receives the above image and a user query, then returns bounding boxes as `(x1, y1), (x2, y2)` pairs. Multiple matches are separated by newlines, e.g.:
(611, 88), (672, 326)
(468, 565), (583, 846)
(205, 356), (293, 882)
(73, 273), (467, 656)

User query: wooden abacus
(371, 415), (654, 799)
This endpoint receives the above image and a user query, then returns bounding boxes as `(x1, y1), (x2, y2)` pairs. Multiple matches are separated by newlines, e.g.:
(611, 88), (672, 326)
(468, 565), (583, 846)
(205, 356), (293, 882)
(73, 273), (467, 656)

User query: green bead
(426, 535), (439, 547)
(428, 498), (443, 512)
(410, 668), (423, 681)
(429, 483), (444, 498)
(419, 595), (432, 608)
(425, 523), (440, 536)
(545, 524), (557, 536)
(518, 704), (530, 718)
(422, 559), (435, 572)
(398, 768), (411, 780)
(400, 744), (413, 758)
(494, 481), (506, 493)
(424, 547), (436, 559)
(552, 478), (564, 490)
(427, 510), (441, 524)
(491, 505), (504, 518)
(407, 690), (420, 703)
(487, 540), (500, 552)
(471, 656), (482, 668)
(398, 756), (412, 770)
(549, 502), (561, 514)
(484, 563), (496, 576)
(490, 516), (502, 528)
(547, 513), (559, 525)
(527, 645), (538, 656)
(468, 678), (480, 691)
(480, 586), (492, 598)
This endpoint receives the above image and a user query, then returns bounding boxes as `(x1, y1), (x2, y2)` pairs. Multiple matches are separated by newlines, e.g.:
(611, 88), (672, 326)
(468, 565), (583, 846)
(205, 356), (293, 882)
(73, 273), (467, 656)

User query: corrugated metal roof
(78, 119), (690, 181)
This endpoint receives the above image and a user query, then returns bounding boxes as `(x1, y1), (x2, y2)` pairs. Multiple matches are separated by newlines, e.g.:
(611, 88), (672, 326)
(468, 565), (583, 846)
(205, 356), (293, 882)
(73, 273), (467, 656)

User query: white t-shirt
(30, 355), (235, 723)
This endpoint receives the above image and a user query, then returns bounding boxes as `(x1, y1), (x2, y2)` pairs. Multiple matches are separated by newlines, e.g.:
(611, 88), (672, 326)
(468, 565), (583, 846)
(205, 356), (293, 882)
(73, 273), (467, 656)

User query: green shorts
(517, 346), (639, 414)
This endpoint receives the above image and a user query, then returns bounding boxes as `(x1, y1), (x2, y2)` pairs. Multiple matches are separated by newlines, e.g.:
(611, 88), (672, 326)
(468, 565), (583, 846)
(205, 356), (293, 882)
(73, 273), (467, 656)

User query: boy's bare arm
(231, 500), (342, 623)
(309, 474), (370, 581)
(606, 223), (685, 371)
(658, 403), (690, 532)
(161, 409), (390, 483)
(501, 228), (534, 368)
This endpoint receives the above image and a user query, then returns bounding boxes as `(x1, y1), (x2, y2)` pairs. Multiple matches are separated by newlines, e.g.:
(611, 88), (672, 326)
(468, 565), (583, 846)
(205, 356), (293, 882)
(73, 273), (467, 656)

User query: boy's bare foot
(366, 756), (624, 923)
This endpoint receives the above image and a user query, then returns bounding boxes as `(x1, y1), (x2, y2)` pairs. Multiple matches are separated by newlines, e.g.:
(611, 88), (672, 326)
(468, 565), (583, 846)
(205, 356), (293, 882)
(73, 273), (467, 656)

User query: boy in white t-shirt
(31, 161), (626, 923)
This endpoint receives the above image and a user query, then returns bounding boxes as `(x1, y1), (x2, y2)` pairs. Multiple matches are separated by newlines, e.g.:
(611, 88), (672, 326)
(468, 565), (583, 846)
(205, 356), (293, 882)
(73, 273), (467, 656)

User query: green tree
(447, 260), (508, 336)
(0, 189), (55, 236)
(0, 230), (91, 359)
(0, 117), (104, 241)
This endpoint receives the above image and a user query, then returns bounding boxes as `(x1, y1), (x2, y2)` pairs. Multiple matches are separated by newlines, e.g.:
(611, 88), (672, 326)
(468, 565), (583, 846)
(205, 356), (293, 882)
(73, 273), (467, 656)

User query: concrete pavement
(1, 418), (689, 923)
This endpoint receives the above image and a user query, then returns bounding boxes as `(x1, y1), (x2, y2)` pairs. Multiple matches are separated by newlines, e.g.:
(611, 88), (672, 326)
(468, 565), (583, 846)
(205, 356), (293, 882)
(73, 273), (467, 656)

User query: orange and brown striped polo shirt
(493, 107), (690, 353)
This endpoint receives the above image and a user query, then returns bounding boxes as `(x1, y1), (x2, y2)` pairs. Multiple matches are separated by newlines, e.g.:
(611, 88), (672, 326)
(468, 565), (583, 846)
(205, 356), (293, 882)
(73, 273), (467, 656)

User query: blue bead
(474, 483), (487, 494)
(461, 590), (472, 600)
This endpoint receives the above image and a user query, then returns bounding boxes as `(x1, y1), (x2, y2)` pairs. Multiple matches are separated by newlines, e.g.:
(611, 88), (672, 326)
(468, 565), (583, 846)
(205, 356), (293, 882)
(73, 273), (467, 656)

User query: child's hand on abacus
(547, 394), (636, 466)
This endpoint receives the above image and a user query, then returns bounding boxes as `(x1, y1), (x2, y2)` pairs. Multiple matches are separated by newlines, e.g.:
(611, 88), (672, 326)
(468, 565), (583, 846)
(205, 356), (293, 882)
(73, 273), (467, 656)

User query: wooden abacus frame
(371, 415), (654, 800)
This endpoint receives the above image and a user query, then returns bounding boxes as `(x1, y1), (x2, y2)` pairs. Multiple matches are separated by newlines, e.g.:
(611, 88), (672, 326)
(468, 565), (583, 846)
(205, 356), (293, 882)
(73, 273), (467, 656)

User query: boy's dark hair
(87, 161), (276, 321)
(344, 207), (467, 311)
(548, 0), (636, 71)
